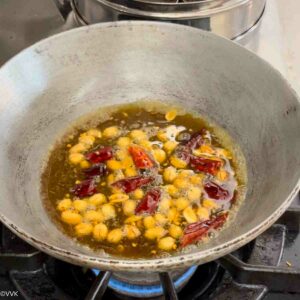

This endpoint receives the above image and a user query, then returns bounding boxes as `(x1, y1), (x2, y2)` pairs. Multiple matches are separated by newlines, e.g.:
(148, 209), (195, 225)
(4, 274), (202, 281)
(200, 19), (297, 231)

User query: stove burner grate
(91, 266), (197, 298)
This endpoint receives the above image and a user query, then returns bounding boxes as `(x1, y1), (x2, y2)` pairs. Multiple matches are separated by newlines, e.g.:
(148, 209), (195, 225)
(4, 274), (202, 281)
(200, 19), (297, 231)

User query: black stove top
(0, 1), (300, 299)
(1, 201), (299, 300)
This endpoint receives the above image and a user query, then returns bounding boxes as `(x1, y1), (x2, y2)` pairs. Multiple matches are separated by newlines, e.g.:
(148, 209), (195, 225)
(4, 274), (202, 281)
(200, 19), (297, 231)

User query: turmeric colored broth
(42, 102), (244, 258)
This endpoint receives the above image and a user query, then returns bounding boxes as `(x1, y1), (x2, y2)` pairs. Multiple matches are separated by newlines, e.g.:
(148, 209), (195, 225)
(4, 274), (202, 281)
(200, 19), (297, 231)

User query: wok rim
(0, 21), (299, 271)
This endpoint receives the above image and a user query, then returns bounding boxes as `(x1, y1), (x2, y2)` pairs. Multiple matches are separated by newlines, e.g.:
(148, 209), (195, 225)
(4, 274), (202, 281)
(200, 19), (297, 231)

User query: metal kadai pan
(0, 22), (299, 272)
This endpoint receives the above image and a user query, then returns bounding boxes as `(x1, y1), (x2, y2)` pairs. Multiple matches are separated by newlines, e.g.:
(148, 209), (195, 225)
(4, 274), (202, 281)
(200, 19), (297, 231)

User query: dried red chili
(83, 163), (108, 178)
(135, 188), (161, 215)
(112, 176), (154, 193)
(190, 156), (222, 175)
(129, 146), (154, 169)
(181, 212), (228, 247)
(182, 130), (205, 150)
(173, 130), (206, 165)
(70, 179), (97, 198)
(85, 147), (113, 164)
(204, 180), (230, 201)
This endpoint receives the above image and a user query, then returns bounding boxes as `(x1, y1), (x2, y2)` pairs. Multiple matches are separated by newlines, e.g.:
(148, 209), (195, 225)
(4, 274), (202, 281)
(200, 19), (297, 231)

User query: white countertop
(246, 0), (300, 96)
(277, 0), (300, 95)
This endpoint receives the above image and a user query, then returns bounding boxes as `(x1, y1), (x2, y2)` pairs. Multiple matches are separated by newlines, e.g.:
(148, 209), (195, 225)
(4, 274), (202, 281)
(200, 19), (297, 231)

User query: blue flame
(92, 266), (197, 297)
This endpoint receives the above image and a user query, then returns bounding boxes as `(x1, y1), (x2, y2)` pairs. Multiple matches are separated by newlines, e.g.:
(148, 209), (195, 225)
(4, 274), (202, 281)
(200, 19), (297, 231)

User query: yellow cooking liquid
(42, 102), (245, 258)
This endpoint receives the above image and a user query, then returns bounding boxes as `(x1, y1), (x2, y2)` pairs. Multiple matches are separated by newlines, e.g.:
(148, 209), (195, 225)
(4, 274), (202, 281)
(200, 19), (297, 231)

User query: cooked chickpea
(122, 156), (134, 168)
(87, 129), (102, 138)
(89, 193), (107, 206)
(69, 153), (84, 164)
(101, 204), (116, 220)
(117, 136), (131, 148)
(217, 170), (229, 181)
(93, 223), (108, 241)
(57, 199), (72, 211)
(156, 130), (168, 142)
(144, 227), (166, 240)
(169, 224), (183, 239)
(190, 174), (204, 185)
(183, 206), (198, 223)
(165, 109), (177, 121)
(159, 198), (171, 212)
(130, 130), (147, 142)
(109, 186), (119, 194)
(154, 213), (168, 225)
(123, 200), (136, 216)
(163, 141), (178, 153)
(173, 178), (189, 189)
(103, 126), (119, 138)
(178, 170), (193, 178)
(124, 224), (141, 240)
(175, 197), (189, 211)
(116, 149), (128, 160)
(107, 174), (115, 185)
(107, 160), (122, 170)
(73, 199), (88, 212)
(187, 187), (202, 202)
(158, 236), (176, 251)
(75, 223), (93, 237)
(61, 211), (82, 225)
(168, 207), (178, 222)
(163, 166), (177, 183)
(125, 167), (137, 177)
(165, 185), (179, 197)
(79, 134), (95, 146)
(125, 215), (142, 223)
(109, 193), (129, 203)
(139, 140), (152, 150)
(143, 216), (156, 229)
(153, 149), (166, 164)
(84, 210), (104, 223)
(199, 144), (214, 154)
(170, 155), (188, 169)
(69, 143), (87, 153)
(132, 189), (144, 200)
(203, 199), (219, 209)
(107, 228), (123, 243)
(197, 207), (210, 220)
(80, 160), (91, 169)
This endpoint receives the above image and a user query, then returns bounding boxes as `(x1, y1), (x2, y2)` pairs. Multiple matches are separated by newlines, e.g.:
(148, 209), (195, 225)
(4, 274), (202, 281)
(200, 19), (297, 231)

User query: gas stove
(0, 0), (299, 299)
(0, 204), (299, 300)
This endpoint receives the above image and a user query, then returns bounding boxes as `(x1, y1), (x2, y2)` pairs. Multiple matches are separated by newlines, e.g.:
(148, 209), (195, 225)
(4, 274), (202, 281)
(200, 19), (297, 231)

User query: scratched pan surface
(0, 22), (299, 272)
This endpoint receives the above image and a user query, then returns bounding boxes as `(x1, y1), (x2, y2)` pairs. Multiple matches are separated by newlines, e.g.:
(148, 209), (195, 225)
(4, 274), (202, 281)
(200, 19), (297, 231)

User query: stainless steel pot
(71, 0), (266, 40)
(0, 22), (299, 272)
